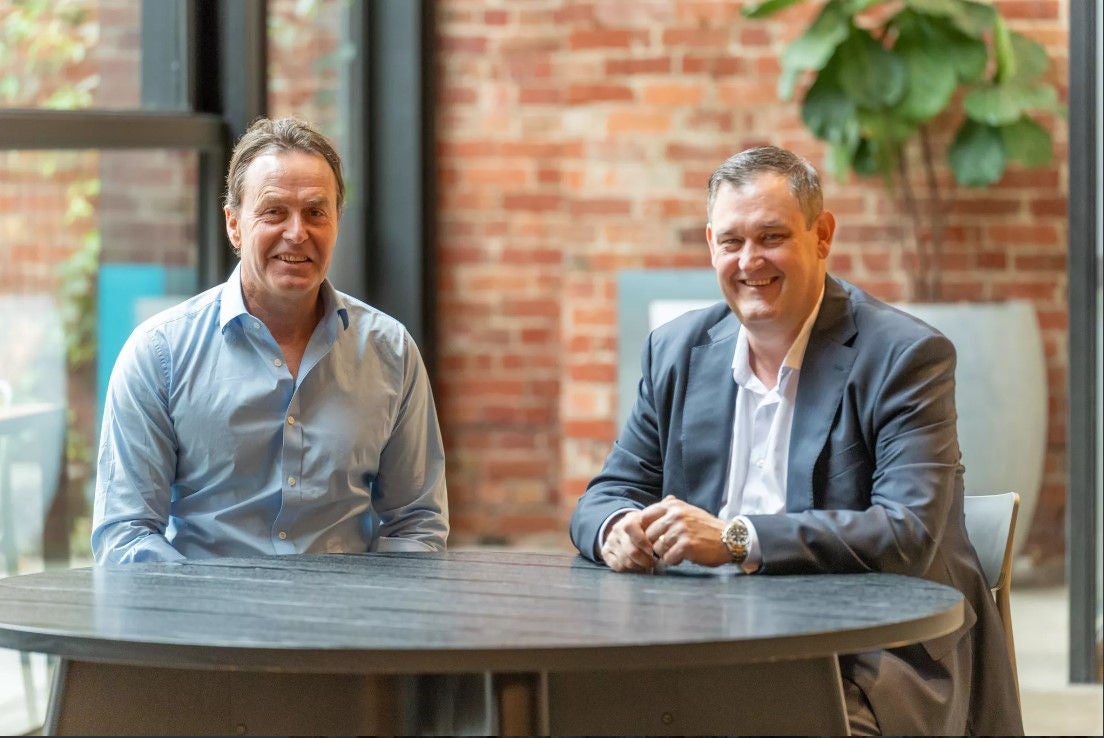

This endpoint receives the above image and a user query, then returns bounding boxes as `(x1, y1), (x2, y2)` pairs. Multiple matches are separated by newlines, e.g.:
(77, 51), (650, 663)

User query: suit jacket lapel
(683, 312), (739, 515)
(788, 278), (857, 512)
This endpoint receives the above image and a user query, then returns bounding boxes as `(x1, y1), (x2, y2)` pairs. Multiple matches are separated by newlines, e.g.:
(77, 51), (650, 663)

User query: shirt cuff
(595, 508), (636, 559)
(736, 515), (762, 574)
(376, 536), (436, 552)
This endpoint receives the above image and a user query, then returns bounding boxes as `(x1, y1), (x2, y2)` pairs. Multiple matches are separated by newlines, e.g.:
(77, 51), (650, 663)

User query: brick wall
(433, 0), (1070, 560)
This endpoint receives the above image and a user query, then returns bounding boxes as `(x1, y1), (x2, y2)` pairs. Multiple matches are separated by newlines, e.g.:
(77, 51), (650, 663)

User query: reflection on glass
(268, 0), (350, 145)
(0, 148), (198, 576)
(0, 0), (144, 110)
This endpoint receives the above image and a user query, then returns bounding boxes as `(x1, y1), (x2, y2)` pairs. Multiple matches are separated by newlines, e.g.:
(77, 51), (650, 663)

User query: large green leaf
(1000, 116), (1053, 167)
(851, 137), (881, 176)
(964, 85), (1023, 125)
(858, 107), (918, 144)
(781, 0), (851, 73)
(893, 35), (958, 121)
(965, 82), (1060, 125)
(949, 120), (1006, 186)
(1006, 31), (1050, 83)
(893, 10), (987, 82)
(835, 29), (907, 108)
(905, 0), (996, 36)
(742, 0), (807, 19)
(801, 72), (860, 142)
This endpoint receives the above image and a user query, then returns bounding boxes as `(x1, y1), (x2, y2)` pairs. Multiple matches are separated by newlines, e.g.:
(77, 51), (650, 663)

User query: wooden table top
(0, 551), (963, 674)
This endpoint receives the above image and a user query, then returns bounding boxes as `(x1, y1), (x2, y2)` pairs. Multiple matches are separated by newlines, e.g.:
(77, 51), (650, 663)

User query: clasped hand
(600, 495), (729, 572)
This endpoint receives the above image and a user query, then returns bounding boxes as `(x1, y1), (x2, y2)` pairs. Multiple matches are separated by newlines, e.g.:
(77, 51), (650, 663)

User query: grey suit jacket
(570, 276), (1022, 735)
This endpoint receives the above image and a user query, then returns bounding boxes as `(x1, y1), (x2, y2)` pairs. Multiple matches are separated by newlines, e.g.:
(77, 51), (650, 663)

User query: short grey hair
(706, 146), (822, 227)
(224, 116), (344, 213)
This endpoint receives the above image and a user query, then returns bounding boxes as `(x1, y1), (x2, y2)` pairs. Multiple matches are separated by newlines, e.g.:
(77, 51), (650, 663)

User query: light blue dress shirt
(92, 266), (448, 564)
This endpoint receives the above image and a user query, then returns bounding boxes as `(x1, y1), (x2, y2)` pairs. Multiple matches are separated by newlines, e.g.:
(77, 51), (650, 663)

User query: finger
(644, 514), (673, 545)
(660, 537), (687, 566)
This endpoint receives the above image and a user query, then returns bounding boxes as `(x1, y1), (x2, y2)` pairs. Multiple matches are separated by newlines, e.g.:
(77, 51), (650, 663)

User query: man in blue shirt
(92, 117), (448, 563)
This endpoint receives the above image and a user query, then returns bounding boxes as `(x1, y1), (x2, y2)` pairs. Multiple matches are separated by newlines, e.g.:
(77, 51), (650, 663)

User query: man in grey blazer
(569, 146), (1022, 735)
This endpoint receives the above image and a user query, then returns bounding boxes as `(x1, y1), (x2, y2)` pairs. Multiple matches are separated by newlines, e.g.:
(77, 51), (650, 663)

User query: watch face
(724, 519), (749, 561)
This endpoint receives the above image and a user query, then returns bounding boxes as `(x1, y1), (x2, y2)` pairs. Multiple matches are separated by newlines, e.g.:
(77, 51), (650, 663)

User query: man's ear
(815, 210), (836, 259)
(706, 222), (719, 265)
(224, 207), (241, 250)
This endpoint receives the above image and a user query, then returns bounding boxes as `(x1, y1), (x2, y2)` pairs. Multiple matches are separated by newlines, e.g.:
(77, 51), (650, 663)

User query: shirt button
(274, 358), (283, 367)
(278, 531), (287, 540)
(287, 416), (295, 425)
(288, 476), (296, 486)
(755, 459), (766, 469)
(253, 321), (261, 330)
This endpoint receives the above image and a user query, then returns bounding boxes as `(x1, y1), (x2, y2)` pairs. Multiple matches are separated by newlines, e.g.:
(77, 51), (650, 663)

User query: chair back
(963, 492), (1020, 592)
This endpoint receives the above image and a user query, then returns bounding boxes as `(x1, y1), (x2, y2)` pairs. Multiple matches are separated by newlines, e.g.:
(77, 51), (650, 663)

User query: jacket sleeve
(569, 333), (667, 561)
(752, 331), (962, 576)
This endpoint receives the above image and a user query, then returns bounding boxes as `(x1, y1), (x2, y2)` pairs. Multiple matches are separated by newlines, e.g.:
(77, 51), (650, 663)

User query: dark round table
(0, 550), (963, 735)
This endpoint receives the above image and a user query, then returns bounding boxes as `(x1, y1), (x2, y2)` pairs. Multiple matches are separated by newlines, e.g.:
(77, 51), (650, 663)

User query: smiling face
(706, 173), (835, 345)
(224, 149), (339, 316)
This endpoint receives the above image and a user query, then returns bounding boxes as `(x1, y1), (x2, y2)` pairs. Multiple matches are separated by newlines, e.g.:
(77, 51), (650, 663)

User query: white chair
(963, 492), (1021, 697)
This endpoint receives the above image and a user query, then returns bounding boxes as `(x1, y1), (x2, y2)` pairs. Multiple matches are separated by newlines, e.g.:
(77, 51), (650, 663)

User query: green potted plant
(743, 0), (1066, 552)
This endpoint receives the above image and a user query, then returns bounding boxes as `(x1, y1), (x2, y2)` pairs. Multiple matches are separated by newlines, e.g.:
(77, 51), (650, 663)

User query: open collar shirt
(720, 288), (825, 569)
(92, 265), (448, 564)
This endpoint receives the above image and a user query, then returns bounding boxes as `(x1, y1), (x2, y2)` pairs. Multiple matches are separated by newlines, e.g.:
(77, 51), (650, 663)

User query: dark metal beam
(1066, 0), (1101, 685)
(365, 0), (435, 370)
(0, 110), (224, 150)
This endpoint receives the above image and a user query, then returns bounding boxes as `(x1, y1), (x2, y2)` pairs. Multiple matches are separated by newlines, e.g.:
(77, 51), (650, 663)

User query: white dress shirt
(722, 288), (824, 571)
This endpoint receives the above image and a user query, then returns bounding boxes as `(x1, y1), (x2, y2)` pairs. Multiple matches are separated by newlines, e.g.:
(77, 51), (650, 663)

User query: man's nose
(737, 241), (764, 271)
(284, 213), (307, 243)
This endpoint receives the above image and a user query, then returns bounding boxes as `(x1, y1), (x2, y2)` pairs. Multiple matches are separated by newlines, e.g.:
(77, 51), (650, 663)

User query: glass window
(0, 147), (199, 578)
(0, 0), (187, 111)
(267, 0), (349, 143)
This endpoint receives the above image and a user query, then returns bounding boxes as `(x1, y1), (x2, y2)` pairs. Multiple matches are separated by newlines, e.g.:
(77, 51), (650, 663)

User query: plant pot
(896, 300), (1046, 557)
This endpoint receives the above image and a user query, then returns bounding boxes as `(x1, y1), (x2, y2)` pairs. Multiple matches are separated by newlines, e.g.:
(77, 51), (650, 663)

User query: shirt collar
(218, 264), (350, 332)
(732, 285), (826, 386)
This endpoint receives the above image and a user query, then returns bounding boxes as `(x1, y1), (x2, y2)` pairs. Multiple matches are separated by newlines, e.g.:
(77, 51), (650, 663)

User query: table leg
(491, 671), (549, 736)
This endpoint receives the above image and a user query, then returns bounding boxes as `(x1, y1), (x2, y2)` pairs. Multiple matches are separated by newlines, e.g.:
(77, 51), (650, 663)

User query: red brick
(1014, 254), (1066, 271)
(519, 87), (564, 104)
(642, 82), (705, 106)
(999, 1), (1059, 19)
(568, 363), (617, 382)
(570, 198), (632, 216)
(661, 28), (729, 46)
(605, 109), (673, 134)
(564, 420), (617, 441)
(568, 84), (634, 104)
(502, 193), (564, 212)
(681, 56), (747, 76)
(987, 224), (1060, 246)
(606, 57), (672, 75)
(505, 299), (561, 318)
(569, 29), (636, 49)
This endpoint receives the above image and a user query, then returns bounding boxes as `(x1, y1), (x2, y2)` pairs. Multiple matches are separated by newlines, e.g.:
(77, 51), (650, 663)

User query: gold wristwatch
(721, 517), (750, 565)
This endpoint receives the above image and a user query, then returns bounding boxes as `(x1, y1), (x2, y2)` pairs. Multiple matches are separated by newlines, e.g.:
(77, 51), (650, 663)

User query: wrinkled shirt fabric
(92, 265), (448, 563)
